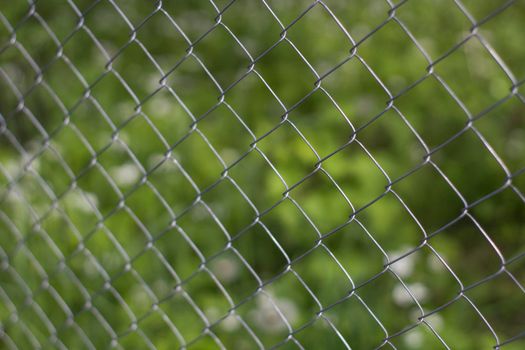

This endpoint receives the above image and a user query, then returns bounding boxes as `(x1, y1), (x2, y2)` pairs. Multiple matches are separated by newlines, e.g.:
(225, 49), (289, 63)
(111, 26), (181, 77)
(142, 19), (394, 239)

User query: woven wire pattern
(0, 0), (524, 349)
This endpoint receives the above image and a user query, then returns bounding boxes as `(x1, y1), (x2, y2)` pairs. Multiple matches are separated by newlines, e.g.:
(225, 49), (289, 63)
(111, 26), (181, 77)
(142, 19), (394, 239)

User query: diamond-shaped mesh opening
(81, 228), (126, 279)
(465, 273), (524, 343)
(286, 90), (352, 158)
(477, 2), (525, 81)
(433, 128), (509, 203)
(96, 142), (142, 192)
(201, 178), (257, 235)
(219, 0), (282, 58)
(226, 149), (286, 210)
(170, 131), (224, 190)
(65, 98), (114, 151)
(19, 83), (68, 137)
(254, 39), (317, 107)
(326, 0), (392, 42)
(131, 247), (176, 299)
(284, 3), (353, 73)
(0, 1), (524, 349)
(103, 207), (152, 258)
(322, 56), (390, 128)
(223, 70), (285, 137)
(292, 246), (352, 307)
(431, 216), (503, 287)
(399, 247), (461, 315)
(0, 47), (36, 101)
(6, 14), (59, 69)
(288, 169), (351, 233)
(165, 55), (221, 118)
(208, 249), (260, 304)
(176, 202), (229, 261)
(133, 11), (188, 74)
(34, 147), (72, 195)
(392, 163), (465, 234)
(196, 103), (253, 162)
(191, 25), (251, 90)
(356, 19), (429, 94)
(259, 271), (317, 341)
(356, 271), (419, 337)
(207, 311), (263, 350)
(153, 227), (201, 282)
(4, 108), (46, 149)
(0, 70), (21, 118)
(358, 191), (425, 253)
(159, 290), (208, 343)
(395, 0), (471, 59)
(109, 42), (163, 102)
(34, 2), (79, 42)
(182, 269), (232, 325)
(473, 95), (525, 173)
(59, 28), (109, 84)
(432, 36), (513, 116)
(460, 0), (512, 22)
(234, 290), (289, 348)
(323, 220), (386, 284)
(257, 122), (318, 186)
(394, 75), (468, 148)
(42, 61), (86, 112)
(470, 188), (525, 260)
(356, 108), (427, 180)
(159, 1), (218, 43)
(388, 322), (449, 350)
(139, 308), (185, 349)
(80, 1), (132, 56)
(0, 2), (29, 27)
(291, 316), (348, 349)
(24, 229), (61, 278)
(50, 127), (93, 175)
(233, 223), (288, 283)
(322, 140), (389, 208)
(324, 293), (386, 348)
(259, 198), (319, 261)
(145, 155), (199, 215)
(140, 86), (194, 145)
(74, 164), (120, 220)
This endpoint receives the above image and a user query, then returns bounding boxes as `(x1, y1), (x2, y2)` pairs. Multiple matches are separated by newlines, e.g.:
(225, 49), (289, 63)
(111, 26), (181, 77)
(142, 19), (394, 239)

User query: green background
(0, 0), (524, 349)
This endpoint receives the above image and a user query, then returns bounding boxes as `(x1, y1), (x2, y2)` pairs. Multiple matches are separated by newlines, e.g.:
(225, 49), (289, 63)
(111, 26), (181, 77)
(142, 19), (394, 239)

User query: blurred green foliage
(0, 0), (524, 349)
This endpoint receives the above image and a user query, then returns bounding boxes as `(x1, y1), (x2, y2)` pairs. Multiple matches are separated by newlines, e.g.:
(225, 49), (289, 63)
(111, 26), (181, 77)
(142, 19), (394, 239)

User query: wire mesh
(0, 0), (524, 349)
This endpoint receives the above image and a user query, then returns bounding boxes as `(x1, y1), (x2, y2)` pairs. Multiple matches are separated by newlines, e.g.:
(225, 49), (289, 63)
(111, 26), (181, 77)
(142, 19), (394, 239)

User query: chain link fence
(0, 0), (524, 349)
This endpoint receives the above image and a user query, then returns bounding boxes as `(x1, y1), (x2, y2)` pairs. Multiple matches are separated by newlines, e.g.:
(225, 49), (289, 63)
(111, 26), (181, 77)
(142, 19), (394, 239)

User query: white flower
(404, 328), (423, 348)
(82, 255), (99, 277)
(388, 249), (416, 278)
(150, 95), (173, 116)
(211, 256), (239, 283)
(428, 313), (444, 331)
(220, 148), (240, 165)
(427, 254), (444, 273)
(3, 159), (19, 177)
(220, 313), (241, 332)
(153, 279), (170, 296)
(131, 286), (151, 307)
(148, 153), (167, 170)
(66, 190), (99, 213)
(5, 188), (22, 204)
(393, 282), (428, 306)
(147, 73), (162, 92)
(21, 153), (40, 173)
(250, 293), (298, 333)
(392, 284), (412, 306)
(111, 162), (141, 187)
